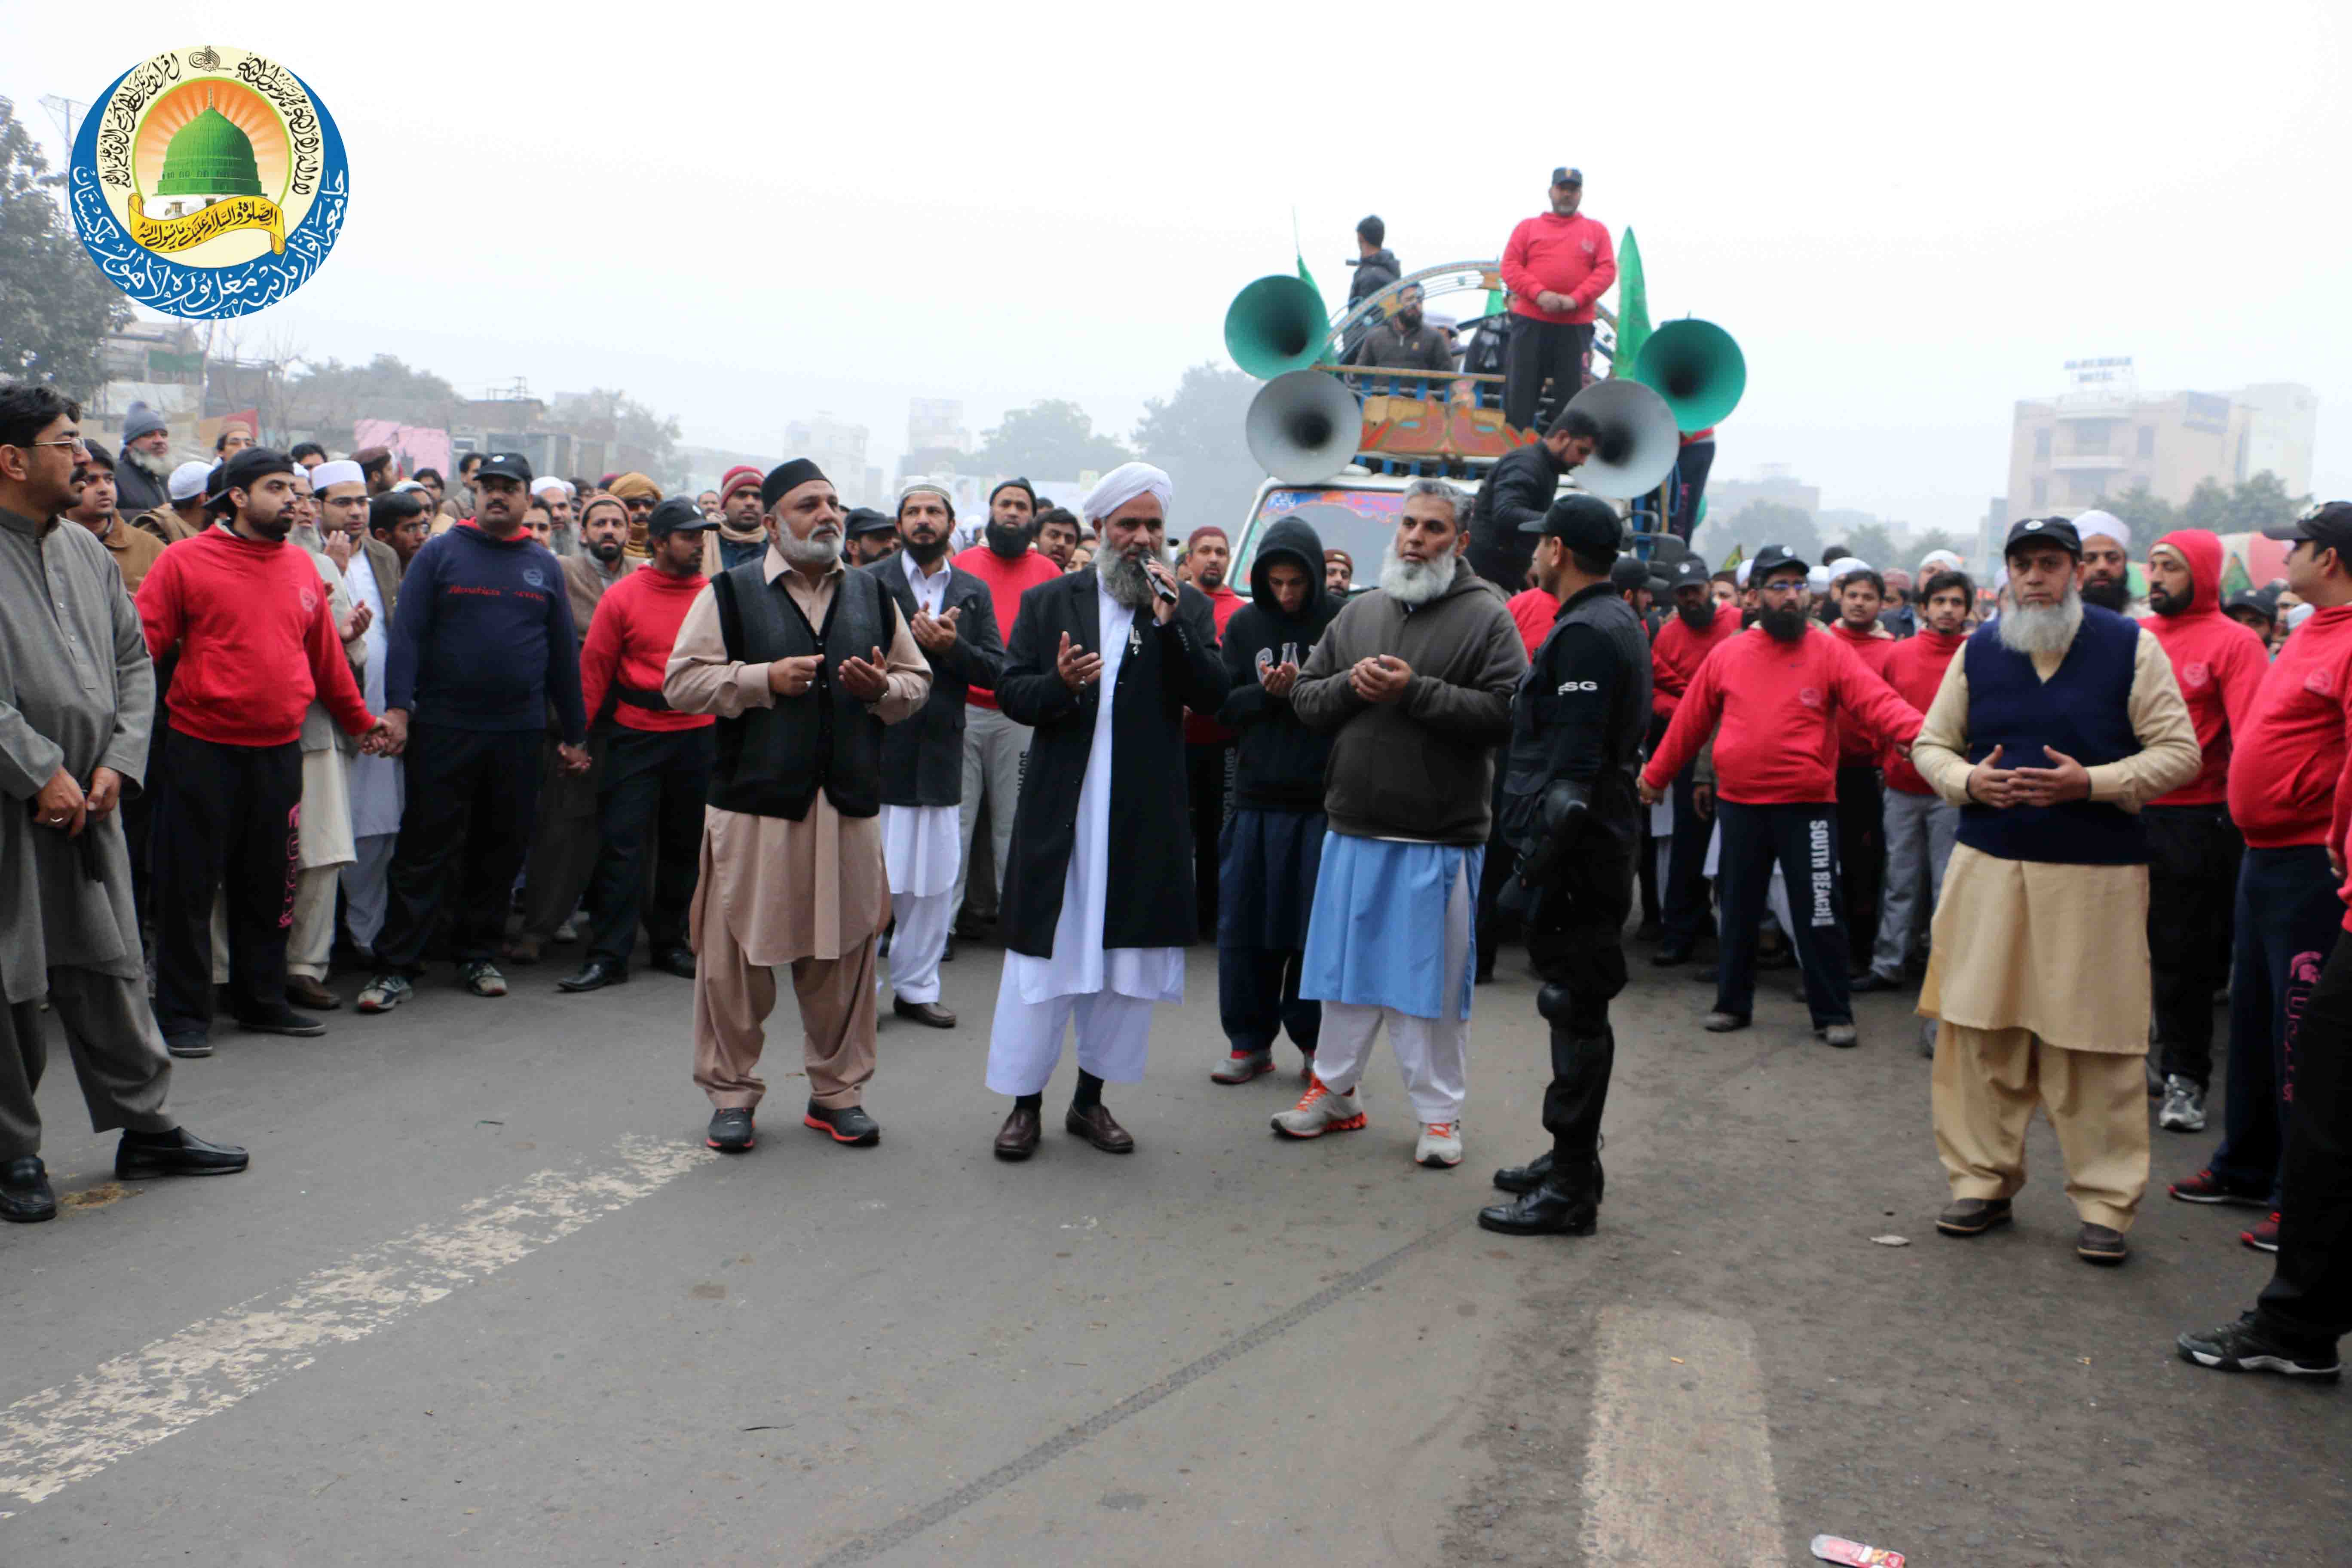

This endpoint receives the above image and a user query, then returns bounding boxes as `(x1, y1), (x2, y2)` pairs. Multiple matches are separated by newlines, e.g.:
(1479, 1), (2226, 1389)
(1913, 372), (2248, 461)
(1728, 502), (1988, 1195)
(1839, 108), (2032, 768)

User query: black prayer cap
(762, 459), (829, 510)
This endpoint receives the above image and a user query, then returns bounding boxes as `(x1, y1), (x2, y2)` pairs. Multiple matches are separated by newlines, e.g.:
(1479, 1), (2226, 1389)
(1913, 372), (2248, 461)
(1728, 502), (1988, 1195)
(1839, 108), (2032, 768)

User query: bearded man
(113, 401), (173, 517)
(1647, 555), (1743, 967)
(704, 466), (769, 575)
(1911, 517), (2201, 1266)
(2075, 511), (2136, 613)
(983, 463), (1228, 1160)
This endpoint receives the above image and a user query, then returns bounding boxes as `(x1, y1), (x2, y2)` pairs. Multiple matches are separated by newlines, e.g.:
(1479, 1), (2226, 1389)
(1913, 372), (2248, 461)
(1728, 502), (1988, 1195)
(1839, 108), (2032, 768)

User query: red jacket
(1500, 212), (1617, 325)
(952, 544), (1063, 710)
(1507, 587), (1561, 658)
(2138, 529), (2269, 808)
(136, 527), (374, 747)
(1184, 582), (1247, 743)
(2233, 603), (2352, 848)
(1642, 625), (1923, 805)
(1651, 601), (1741, 720)
(1829, 619), (1898, 764)
(579, 566), (714, 733)
(1879, 627), (1967, 794)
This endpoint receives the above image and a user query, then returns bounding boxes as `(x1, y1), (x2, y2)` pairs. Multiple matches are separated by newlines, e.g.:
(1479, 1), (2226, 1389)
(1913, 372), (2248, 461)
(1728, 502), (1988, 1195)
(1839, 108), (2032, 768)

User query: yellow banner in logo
(127, 193), (286, 257)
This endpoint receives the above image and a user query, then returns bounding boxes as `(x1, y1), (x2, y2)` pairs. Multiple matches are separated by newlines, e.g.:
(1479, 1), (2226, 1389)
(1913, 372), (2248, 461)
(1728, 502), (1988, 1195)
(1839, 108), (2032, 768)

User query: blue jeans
(2212, 845), (2341, 1202)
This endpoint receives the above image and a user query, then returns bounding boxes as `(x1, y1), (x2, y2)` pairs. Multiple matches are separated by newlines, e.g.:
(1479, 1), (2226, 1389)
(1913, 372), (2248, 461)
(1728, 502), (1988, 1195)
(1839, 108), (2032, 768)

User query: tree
(551, 388), (685, 489)
(974, 398), (1132, 479)
(0, 97), (131, 397)
(281, 353), (464, 436)
(2179, 477), (2232, 534)
(1696, 499), (1819, 567)
(1908, 527), (1964, 565)
(2093, 482), (2175, 538)
(1132, 363), (1262, 536)
(1843, 522), (1898, 569)
(2220, 470), (2306, 536)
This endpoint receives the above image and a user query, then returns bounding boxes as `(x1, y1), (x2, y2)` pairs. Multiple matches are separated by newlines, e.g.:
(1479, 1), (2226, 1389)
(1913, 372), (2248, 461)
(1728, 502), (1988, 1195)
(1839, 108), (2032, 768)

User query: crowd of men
(2, 376), (2347, 1389)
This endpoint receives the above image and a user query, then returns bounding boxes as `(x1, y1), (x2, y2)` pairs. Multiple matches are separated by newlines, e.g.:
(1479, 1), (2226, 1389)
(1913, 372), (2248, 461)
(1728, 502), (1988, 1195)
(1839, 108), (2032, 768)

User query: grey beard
(1100, 547), (1157, 610)
(1997, 585), (2083, 658)
(780, 528), (842, 569)
(124, 446), (171, 479)
(1379, 545), (1452, 606)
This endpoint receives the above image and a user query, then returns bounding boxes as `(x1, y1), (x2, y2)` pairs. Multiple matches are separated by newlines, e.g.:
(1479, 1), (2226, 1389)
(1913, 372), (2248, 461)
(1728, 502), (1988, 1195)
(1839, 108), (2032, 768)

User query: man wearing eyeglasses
(608, 472), (663, 560)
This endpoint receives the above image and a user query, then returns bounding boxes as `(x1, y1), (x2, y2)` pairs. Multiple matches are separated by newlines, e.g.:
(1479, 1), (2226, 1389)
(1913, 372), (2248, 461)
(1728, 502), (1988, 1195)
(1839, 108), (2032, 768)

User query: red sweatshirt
(1183, 582), (1247, 743)
(136, 526), (374, 747)
(1651, 601), (1742, 720)
(951, 543), (1063, 710)
(1500, 211), (1617, 325)
(1642, 625), (1923, 805)
(579, 566), (714, 733)
(2138, 529), (2269, 808)
(2233, 603), (2352, 848)
(1829, 619), (1898, 764)
(1507, 587), (1561, 658)
(1879, 627), (1967, 794)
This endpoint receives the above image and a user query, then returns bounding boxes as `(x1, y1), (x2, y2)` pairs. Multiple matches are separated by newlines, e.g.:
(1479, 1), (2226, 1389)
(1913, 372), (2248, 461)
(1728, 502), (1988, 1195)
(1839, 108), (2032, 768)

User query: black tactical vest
(707, 561), (896, 821)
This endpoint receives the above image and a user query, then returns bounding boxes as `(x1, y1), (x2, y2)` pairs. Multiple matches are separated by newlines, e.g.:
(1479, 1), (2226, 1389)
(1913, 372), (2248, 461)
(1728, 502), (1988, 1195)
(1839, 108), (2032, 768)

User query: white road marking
(0, 1134), (712, 1513)
(1581, 1307), (1786, 1565)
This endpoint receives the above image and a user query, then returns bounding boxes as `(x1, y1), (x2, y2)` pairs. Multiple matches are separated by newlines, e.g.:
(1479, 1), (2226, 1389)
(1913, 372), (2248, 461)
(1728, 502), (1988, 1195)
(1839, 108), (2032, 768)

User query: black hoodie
(1217, 516), (1341, 811)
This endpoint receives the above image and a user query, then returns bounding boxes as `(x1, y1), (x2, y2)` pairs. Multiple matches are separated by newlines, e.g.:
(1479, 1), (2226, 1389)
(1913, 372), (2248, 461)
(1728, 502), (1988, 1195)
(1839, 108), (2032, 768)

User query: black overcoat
(865, 552), (1004, 807)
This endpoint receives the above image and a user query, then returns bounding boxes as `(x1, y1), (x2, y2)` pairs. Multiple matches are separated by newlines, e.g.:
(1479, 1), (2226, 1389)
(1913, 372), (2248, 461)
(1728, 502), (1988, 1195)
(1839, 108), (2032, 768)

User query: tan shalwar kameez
(1911, 625), (2201, 1229)
(664, 547), (928, 1112)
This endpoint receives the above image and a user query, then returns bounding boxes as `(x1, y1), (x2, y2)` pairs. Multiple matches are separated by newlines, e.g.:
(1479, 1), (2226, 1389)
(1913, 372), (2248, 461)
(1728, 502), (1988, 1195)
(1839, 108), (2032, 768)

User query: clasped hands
(768, 650), (891, 702)
(1965, 744), (2092, 808)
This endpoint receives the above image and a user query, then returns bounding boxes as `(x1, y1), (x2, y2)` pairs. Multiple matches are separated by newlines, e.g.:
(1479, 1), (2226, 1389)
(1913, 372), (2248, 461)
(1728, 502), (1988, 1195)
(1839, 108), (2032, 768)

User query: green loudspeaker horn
(1225, 275), (1331, 380)
(1632, 318), (1746, 432)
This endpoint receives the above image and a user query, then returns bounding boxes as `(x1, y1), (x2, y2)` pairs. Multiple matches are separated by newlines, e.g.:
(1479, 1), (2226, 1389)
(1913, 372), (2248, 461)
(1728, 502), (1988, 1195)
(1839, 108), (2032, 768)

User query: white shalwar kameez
(882, 554), (964, 1007)
(983, 582), (1185, 1095)
(339, 547), (404, 949)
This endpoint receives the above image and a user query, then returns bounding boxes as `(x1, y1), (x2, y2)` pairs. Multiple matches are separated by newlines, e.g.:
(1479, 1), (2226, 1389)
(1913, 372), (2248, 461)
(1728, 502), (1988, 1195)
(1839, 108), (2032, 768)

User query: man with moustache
(1182, 525), (1246, 938)
(1862, 569), (1975, 1017)
(1827, 567), (1898, 979)
(983, 463), (1227, 1159)
(368, 489), (432, 570)
(2075, 511), (2137, 613)
(1499, 166), (1616, 434)
(949, 477), (1062, 937)
(1648, 556), (1743, 968)
(328, 468), (407, 965)
(113, 401), (174, 517)
(1325, 549), (1354, 597)
(1348, 282), (1459, 396)
(65, 438), (165, 593)
(1910, 517), (2200, 1266)
(1035, 507), (1081, 571)
(664, 460), (931, 1153)
(1464, 407), (1599, 594)
(704, 466), (770, 575)
(530, 476), (577, 556)
(845, 508), (900, 567)
(132, 461), (213, 545)
(867, 480), (1005, 1026)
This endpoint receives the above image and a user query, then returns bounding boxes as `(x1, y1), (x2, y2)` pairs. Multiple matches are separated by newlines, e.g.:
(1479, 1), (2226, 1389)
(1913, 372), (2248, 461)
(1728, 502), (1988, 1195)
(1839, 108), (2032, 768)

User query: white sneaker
(1416, 1121), (1464, 1168)
(1271, 1078), (1367, 1139)
(2158, 1074), (2208, 1132)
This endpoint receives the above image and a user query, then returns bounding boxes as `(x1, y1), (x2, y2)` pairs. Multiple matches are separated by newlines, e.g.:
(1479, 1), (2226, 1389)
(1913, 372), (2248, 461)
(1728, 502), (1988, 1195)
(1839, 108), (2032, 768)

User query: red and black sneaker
(2241, 1211), (2281, 1253)
(2168, 1167), (2269, 1207)
(706, 1107), (755, 1153)
(803, 1100), (881, 1146)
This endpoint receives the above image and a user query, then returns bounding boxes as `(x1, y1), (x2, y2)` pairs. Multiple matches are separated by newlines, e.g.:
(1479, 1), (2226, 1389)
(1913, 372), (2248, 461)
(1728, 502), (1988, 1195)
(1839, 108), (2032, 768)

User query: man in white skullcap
(315, 459), (407, 962)
(982, 462), (1230, 1161)
(2075, 509), (2136, 613)
(530, 475), (578, 556)
(132, 460), (217, 545)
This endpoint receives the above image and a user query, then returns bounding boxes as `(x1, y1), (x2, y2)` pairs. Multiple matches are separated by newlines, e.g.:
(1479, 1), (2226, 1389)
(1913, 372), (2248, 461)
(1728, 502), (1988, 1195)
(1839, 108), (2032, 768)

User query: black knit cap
(761, 459), (829, 510)
(989, 476), (1036, 506)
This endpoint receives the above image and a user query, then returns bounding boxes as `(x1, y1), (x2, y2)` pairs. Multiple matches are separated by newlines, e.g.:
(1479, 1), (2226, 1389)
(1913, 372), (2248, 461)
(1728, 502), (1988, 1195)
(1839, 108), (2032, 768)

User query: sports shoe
(355, 973), (412, 1014)
(1702, 1011), (1749, 1032)
(1211, 1049), (1274, 1085)
(2242, 1211), (2281, 1253)
(2177, 1313), (2340, 1382)
(706, 1107), (756, 1152)
(803, 1100), (880, 1146)
(2157, 1075), (2207, 1133)
(1416, 1122), (1463, 1169)
(2168, 1167), (2269, 1207)
(1271, 1078), (1366, 1139)
(459, 961), (508, 998)
(1816, 1023), (1858, 1049)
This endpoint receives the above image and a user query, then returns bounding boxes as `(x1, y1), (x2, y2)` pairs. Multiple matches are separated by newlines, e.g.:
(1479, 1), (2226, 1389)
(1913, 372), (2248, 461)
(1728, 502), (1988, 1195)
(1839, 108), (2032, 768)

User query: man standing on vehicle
(1498, 167), (1617, 435)
(1464, 409), (1599, 594)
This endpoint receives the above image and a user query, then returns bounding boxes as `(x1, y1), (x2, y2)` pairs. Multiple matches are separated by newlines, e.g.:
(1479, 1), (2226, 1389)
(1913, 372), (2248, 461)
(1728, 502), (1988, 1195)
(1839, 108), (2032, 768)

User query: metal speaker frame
(1563, 380), (1681, 499)
(1224, 275), (1332, 380)
(1632, 318), (1746, 433)
(1246, 371), (1365, 486)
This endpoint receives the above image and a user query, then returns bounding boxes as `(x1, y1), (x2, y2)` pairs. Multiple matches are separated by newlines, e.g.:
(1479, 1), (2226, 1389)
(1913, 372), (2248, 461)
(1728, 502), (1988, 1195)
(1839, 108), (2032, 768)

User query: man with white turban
(2075, 510), (2136, 613)
(983, 462), (1229, 1160)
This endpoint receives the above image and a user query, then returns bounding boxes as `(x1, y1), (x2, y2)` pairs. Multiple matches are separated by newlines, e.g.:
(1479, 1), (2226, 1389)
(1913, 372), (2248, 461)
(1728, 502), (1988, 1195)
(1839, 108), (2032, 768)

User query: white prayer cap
(1918, 548), (1963, 575)
(1080, 461), (1173, 524)
(530, 475), (567, 499)
(1735, 558), (1755, 587)
(311, 459), (365, 490)
(1806, 564), (1832, 592)
(898, 477), (953, 505)
(2075, 509), (2131, 551)
(391, 479), (428, 494)
(1827, 557), (1874, 585)
(168, 460), (214, 501)
(2287, 602), (2315, 631)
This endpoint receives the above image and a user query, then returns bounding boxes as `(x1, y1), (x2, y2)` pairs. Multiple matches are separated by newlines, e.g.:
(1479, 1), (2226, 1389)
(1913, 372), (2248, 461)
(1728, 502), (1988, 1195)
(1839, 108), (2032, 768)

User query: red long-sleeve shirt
(1829, 619), (1898, 764)
(579, 566), (714, 733)
(951, 544), (1063, 710)
(1507, 587), (1562, 658)
(1183, 582), (1247, 743)
(1879, 627), (1967, 795)
(1641, 625), (1923, 805)
(2139, 529), (2269, 808)
(1500, 211), (1617, 325)
(135, 526), (374, 747)
(1651, 601), (1742, 720)
(2233, 604), (2352, 848)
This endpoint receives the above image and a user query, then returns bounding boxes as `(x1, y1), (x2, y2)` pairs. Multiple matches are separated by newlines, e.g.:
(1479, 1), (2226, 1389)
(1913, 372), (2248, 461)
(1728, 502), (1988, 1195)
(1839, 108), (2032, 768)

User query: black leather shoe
(804, 1101), (881, 1146)
(557, 958), (630, 993)
(993, 1103), (1040, 1160)
(2, 1157), (58, 1223)
(1065, 1102), (1135, 1153)
(115, 1127), (249, 1181)
(1492, 1150), (1554, 1195)
(2077, 1222), (2129, 1266)
(651, 947), (697, 980)
(1477, 1182), (1598, 1237)
(1936, 1196), (2013, 1237)
(236, 1005), (326, 1038)
(892, 997), (956, 1029)
(1651, 942), (1694, 968)
(706, 1107), (755, 1152)
(164, 1031), (212, 1059)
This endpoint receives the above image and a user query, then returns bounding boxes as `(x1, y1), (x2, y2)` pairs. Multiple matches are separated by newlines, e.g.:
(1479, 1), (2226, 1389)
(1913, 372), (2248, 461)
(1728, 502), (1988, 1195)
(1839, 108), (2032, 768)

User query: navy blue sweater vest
(1956, 605), (2147, 865)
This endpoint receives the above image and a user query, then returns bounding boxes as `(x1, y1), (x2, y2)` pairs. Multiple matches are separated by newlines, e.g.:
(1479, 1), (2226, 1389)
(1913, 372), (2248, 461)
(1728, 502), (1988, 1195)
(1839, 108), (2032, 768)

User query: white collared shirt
(905, 553), (952, 617)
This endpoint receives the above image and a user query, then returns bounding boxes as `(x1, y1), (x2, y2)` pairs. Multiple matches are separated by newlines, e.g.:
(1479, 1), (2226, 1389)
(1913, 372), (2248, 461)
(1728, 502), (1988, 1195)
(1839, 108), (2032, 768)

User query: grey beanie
(122, 401), (167, 442)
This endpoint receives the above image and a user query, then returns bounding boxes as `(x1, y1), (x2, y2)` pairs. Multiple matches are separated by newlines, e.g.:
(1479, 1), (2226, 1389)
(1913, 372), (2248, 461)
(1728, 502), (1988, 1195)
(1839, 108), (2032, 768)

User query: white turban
(2074, 509), (2130, 551)
(1080, 461), (1173, 524)
(168, 460), (214, 502)
(530, 475), (567, 499)
(1734, 558), (1755, 587)
(311, 459), (365, 490)
(1918, 548), (1963, 576)
(1827, 557), (1874, 585)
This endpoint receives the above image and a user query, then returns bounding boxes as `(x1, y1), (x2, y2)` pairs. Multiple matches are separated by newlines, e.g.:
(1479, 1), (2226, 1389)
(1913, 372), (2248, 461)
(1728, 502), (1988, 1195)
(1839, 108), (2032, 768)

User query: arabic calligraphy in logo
(69, 43), (349, 319)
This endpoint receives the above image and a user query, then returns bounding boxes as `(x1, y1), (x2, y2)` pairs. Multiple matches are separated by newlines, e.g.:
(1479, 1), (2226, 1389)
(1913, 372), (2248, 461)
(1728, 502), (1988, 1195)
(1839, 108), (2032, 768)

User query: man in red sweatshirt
(2172, 503), (2352, 1251)
(1649, 557), (1742, 966)
(136, 448), (388, 1058)
(1639, 547), (1922, 1045)
(1182, 525), (1246, 938)
(1498, 165), (1617, 434)
(559, 498), (719, 994)
(1862, 569), (1973, 1009)
(1828, 567), (1897, 978)
(2138, 529), (2269, 1134)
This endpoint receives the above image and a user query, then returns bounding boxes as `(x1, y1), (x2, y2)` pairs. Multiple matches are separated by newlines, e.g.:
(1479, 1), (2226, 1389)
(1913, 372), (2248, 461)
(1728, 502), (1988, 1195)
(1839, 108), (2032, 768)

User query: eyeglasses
(10, 435), (88, 454)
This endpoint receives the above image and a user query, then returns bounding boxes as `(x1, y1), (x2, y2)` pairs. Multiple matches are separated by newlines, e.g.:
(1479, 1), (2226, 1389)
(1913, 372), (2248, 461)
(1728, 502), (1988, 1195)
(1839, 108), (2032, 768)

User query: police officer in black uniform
(1478, 494), (1653, 1237)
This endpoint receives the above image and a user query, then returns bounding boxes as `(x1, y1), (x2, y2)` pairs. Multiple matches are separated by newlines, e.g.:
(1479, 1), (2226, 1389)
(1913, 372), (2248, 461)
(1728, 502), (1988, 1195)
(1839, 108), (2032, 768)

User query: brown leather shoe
(1936, 1196), (2013, 1237)
(992, 1103), (1041, 1161)
(2076, 1222), (2128, 1266)
(892, 997), (956, 1029)
(1065, 1102), (1135, 1154)
(285, 976), (341, 1011)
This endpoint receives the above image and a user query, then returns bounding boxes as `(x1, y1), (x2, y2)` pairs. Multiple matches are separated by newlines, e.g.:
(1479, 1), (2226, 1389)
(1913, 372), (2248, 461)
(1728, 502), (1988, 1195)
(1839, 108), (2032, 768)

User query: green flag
(2219, 552), (2254, 600)
(1613, 227), (1650, 376)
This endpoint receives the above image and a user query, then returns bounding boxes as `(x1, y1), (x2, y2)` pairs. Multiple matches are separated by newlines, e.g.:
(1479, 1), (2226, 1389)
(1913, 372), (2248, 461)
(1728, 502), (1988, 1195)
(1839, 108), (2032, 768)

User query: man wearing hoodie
(1862, 569), (1973, 1005)
(1275, 480), (1528, 1169)
(2138, 530), (2269, 1134)
(1498, 166), (1617, 434)
(1208, 516), (1340, 1085)
(1649, 558), (1743, 968)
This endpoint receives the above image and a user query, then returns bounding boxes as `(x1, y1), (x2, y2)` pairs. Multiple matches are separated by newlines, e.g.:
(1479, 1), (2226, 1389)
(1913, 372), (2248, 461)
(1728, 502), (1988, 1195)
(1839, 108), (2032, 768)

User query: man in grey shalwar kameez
(0, 383), (248, 1225)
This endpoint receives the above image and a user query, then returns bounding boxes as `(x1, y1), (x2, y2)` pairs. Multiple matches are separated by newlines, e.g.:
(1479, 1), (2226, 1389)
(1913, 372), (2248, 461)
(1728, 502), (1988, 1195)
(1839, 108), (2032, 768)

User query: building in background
(906, 398), (970, 456)
(2007, 359), (2316, 515)
(784, 413), (872, 507)
(1708, 464), (1822, 526)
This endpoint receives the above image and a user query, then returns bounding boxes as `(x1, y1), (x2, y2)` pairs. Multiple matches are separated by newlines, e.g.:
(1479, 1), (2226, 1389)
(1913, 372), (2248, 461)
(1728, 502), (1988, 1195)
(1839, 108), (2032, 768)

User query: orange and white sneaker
(1271, 1077), (1366, 1139)
(1416, 1121), (1464, 1169)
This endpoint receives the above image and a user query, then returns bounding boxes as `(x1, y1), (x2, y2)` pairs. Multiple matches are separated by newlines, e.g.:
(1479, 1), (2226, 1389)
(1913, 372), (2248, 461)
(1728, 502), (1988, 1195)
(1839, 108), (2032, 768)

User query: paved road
(5, 933), (2347, 1565)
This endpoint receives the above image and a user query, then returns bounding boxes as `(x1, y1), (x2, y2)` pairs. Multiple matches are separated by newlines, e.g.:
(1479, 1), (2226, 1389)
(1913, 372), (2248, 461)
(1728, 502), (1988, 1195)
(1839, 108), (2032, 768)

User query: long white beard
(1379, 544), (1453, 606)
(1996, 583), (2082, 658)
(1099, 546), (1159, 610)
(125, 445), (171, 479)
(779, 527), (841, 569)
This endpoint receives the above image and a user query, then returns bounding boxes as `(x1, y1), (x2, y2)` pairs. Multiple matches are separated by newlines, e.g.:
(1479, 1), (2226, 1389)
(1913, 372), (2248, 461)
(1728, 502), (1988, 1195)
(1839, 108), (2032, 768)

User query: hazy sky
(9, 0), (2349, 533)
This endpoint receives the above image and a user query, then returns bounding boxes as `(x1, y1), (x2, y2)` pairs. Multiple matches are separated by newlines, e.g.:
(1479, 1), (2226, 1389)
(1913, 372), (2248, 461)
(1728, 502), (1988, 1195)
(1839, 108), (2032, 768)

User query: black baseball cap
(1664, 557), (1712, 592)
(2224, 588), (2278, 622)
(1521, 492), (1622, 557)
(2263, 500), (2352, 552)
(475, 451), (533, 485)
(1608, 556), (1649, 592)
(1751, 543), (1808, 580)
(844, 506), (895, 539)
(2003, 516), (2081, 558)
(645, 496), (712, 538)
(1550, 166), (1583, 186)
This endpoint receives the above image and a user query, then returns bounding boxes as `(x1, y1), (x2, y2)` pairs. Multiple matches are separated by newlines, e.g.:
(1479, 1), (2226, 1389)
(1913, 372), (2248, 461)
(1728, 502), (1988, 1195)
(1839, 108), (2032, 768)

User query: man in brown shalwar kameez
(664, 459), (929, 1154)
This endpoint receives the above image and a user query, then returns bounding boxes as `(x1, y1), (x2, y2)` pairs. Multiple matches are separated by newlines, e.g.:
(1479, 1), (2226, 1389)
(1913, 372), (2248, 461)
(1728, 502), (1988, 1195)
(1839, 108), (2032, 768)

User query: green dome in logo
(154, 104), (263, 198)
